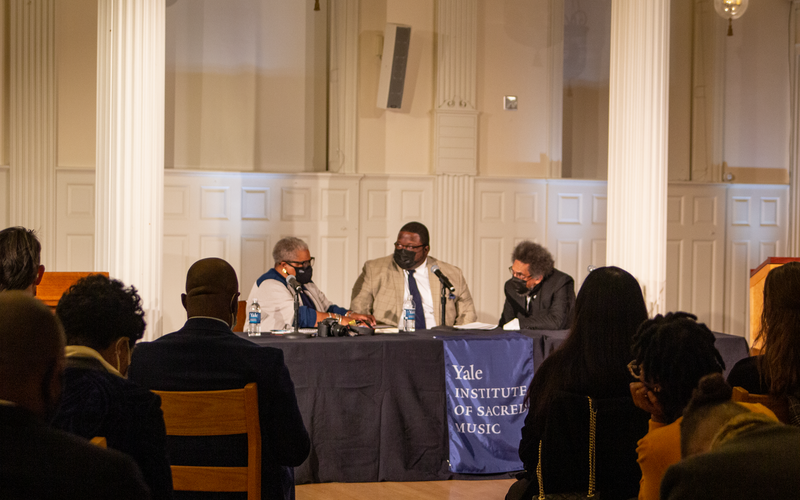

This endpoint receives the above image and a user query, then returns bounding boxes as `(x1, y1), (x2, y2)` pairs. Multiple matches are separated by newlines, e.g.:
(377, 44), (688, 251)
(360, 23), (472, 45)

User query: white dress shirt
(403, 258), (436, 328)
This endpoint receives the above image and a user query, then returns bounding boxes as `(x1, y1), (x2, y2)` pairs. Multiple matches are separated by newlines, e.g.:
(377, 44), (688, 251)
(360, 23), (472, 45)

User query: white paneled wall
(20, 171), (791, 342)
(546, 180), (608, 289)
(55, 169), (96, 272)
(666, 184), (726, 331)
(473, 178), (548, 323)
(725, 185), (790, 342)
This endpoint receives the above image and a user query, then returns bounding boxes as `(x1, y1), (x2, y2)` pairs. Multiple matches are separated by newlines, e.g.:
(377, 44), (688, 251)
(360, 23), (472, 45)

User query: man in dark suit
(499, 241), (575, 330)
(129, 258), (310, 500)
(0, 291), (150, 499)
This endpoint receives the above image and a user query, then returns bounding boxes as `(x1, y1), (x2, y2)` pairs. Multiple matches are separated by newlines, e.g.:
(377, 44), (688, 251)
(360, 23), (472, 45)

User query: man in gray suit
(350, 222), (476, 328)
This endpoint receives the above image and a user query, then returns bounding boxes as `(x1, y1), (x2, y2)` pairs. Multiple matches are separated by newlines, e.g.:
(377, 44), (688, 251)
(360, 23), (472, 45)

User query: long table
(238, 329), (749, 483)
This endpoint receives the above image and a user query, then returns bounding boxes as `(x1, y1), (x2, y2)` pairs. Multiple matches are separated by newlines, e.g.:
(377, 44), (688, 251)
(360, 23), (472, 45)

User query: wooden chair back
(233, 300), (248, 332)
(90, 436), (107, 448)
(731, 386), (791, 424)
(153, 383), (261, 499)
(37, 272), (109, 308)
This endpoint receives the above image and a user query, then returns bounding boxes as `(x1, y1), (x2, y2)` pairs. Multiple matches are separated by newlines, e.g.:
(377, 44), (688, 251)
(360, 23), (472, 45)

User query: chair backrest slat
(153, 383), (261, 499)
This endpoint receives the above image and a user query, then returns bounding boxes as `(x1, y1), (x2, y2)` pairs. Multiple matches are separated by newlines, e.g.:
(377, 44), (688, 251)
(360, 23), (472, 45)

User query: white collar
(65, 345), (124, 378)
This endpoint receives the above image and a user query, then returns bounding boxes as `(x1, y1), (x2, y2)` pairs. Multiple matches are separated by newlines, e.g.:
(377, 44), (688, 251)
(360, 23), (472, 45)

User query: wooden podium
(36, 272), (109, 309)
(750, 257), (800, 351)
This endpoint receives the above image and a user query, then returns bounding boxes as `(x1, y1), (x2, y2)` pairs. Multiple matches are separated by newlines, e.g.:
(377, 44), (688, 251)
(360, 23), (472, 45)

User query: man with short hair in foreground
(0, 292), (150, 499)
(129, 257), (310, 500)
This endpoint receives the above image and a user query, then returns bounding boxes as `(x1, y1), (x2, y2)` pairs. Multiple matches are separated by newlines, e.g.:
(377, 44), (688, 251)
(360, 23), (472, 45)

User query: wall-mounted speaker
(376, 23), (412, 110)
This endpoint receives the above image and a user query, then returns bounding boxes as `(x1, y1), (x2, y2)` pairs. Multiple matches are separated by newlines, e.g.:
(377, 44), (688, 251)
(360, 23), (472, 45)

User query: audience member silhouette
(510, 266), (649, 500)
(129, 257), (310, 500)
(660, 373), (797, 500)
(0, 291), (150, 499)
(728, 261), (800, 425)
(52, 275), (173, 498)
(0, 226), (44, 295)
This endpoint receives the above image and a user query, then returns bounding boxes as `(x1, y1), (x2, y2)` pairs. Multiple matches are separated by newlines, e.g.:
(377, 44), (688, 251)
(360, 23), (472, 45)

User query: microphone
(431, 264), (455, 293)
(286, 274), (303, 292)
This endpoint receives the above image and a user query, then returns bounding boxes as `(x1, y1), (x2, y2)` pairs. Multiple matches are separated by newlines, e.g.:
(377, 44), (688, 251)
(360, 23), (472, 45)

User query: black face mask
(294, 266), (313, 285)
(393, 249), (417, 270)
(510, 277), (530, 295)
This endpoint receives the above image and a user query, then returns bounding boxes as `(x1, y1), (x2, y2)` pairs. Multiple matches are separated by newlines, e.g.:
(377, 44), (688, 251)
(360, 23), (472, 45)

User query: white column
(95, 0), (165, 340)
(433, 0), (478, 175)
(606, 1), (670, 315)
(9, 0), (56, 268)
(328, 0), (359, 174)
(789, 0), (800, 256)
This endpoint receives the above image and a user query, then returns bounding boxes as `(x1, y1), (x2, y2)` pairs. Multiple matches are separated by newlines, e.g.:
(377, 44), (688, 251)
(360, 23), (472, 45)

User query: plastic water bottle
(248, 298), (261, 337)
(402, 296), (415, 332)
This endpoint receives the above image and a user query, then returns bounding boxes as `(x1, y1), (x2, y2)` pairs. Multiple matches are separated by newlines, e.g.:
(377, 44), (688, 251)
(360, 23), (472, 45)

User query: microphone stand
(433, 278), (455, 331)
(285, 278), (306, 339)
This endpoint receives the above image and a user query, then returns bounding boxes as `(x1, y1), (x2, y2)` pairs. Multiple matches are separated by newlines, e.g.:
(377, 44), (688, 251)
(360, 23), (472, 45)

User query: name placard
(442, 332), (533, 473)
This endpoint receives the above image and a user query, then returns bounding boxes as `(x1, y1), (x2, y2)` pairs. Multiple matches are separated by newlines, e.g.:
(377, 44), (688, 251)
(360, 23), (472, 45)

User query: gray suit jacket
(350, 255), (477, 327)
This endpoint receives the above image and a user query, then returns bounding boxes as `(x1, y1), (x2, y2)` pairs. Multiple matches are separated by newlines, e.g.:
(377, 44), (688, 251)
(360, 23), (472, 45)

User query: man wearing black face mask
(248, 237), (376, 330)
(350, 221), (477, 328)
(499, 241), (575, 330)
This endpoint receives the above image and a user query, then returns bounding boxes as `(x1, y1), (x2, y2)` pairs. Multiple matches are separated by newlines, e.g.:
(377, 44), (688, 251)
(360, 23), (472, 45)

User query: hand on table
(345, 312), (376, 327)
(630, 381), (666, 423)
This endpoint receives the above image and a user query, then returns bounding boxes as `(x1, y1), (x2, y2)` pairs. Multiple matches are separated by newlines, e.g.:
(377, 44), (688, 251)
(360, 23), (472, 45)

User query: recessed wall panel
(480, 192), (504, 222)
(321, 189), (349, 220)
(591, 195), (607, 224)
(319, 236), (348, 305)
(281, 188), (311, 221)
(759, 241), (777, 262)
(728, 241), (750, 339)
(590, 239), (606, 269)
(666, 240), (682, 311)
(479, 237), (504, 322)
(367, 190), (389, 220)
(667, 195), (683, 224)
(693, 197), (716, 225)
(241, 188), (270, 220)
(514, 193), (538, 223)
(731, 197), (750, 226)
(367, 237), (390, 261)
(164, 186), (188, 218)
(201, 187), (229, 220)
(760, 198), (779, 226)
(67, 184), (94, 217)
(556, 240), (580, 281)
(557, 194), (581, 224)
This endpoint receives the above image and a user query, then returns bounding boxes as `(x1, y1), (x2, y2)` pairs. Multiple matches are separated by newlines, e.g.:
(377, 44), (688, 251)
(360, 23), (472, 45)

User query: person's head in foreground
(525, 266), (648, 409)
(0, 226), (44, 295)
(630, 312), (725, 424)
(0, 291), (65, 421)
(756, 261), (800, 394)
(679, 373), (778, 458)
(56, 274), (146, 377)
(182, 257), (240, 327)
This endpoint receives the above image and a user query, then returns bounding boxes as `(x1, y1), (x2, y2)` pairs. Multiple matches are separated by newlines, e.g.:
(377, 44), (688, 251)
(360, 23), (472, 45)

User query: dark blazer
(660, 423), (800, 500)
(499, 269), (576, 330)
(52, 356), (173, 499)
(0, 404), (150, 499)
(128, 317), (311, 500)
(727, 355), (770, 394)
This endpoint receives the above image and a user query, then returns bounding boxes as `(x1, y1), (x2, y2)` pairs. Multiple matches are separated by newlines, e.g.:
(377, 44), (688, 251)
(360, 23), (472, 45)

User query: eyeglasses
(394, 242), (426, 251)
(285, 257), (315, 269)
(508, 266), (533, 281)
(627, 360), (661, 393)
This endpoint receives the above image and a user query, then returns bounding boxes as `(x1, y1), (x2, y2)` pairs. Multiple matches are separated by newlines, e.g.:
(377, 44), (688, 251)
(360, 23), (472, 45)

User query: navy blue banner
(442, 332), (533, 473)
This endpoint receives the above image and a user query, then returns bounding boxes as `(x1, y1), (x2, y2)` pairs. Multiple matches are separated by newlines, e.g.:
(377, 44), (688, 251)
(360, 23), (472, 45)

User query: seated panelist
(248, 237), (375, 330)
(350, 221), (477, 328)
(499, 241), (575, 330)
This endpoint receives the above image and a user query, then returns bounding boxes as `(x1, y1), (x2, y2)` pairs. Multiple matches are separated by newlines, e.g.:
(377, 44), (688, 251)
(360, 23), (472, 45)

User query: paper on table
(502, 318), (520, 331)
(454, 322), (499, 330)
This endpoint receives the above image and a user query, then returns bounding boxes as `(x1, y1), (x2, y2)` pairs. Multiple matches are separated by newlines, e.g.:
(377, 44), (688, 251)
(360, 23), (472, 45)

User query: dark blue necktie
(407, 269), (426, 330)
